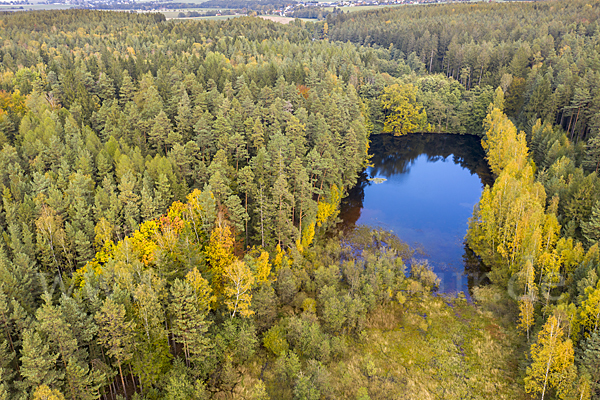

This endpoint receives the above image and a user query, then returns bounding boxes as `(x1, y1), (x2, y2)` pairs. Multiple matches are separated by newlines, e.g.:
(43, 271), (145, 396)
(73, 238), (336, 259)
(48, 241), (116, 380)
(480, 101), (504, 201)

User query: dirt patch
(259, 15), (295, 24)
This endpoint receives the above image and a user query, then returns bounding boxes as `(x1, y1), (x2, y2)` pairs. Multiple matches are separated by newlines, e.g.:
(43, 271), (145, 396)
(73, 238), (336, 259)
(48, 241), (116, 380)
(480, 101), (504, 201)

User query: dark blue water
(339, 134), (493, 294)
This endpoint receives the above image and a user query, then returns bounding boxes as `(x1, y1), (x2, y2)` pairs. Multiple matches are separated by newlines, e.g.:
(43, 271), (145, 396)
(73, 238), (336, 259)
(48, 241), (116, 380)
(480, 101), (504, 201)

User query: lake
(338, 133), (493, 294)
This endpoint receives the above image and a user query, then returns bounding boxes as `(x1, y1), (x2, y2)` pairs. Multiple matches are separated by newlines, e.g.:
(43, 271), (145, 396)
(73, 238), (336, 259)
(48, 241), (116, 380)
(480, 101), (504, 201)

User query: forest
(0, 0), (599, 399)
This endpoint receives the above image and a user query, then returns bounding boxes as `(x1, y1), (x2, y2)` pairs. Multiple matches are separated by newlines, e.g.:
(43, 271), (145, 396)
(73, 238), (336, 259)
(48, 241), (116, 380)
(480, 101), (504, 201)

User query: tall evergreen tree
(95, 298), (135, 395)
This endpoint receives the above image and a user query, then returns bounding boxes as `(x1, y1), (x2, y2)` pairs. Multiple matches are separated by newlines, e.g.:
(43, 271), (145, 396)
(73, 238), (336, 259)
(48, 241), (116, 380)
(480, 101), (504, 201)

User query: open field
(259, 15), (315, 23)
(260, 15), (296, 24)
(259, 287), (526, 399)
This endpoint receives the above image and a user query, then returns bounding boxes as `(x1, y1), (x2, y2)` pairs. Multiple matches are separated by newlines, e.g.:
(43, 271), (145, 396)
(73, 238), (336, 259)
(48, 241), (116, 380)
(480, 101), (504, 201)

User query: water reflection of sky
(357, 153), (484, 293)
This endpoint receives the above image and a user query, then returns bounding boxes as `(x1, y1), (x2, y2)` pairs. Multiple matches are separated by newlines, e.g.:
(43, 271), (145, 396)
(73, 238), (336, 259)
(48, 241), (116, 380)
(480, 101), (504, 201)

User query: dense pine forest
(0, 1), (599, 399)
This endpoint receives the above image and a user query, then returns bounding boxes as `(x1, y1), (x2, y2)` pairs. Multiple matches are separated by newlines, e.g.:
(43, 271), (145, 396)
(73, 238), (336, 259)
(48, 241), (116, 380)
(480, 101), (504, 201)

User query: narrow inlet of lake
(338, 133), (493, 294)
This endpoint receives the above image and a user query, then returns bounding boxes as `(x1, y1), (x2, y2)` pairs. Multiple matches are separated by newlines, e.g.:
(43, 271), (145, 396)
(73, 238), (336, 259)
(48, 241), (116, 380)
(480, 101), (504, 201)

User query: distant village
(0, 0), (29, 4)
(37, 0), (480, 14)
(274, 0), (471, 16)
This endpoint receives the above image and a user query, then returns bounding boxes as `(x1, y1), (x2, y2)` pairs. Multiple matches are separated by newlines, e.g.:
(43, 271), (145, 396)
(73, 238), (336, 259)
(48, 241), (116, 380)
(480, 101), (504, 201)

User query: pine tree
(193, 111), (214, 163)
(579, 331), (600, 396)
(583, 136), (600, 174)
(139, 178), (156, 222)
(154, 173), (173, 216)
(0, 340), (14, 395)
(170, 269), (214, 367)
(251, 149), (273, 247)
(582, 201), (600, 247)
(118, 171), (140, 235)
(97, 72), (116, 102)
(224, 194), (248, 236)
(0, 289), (15, 356)
(119, 71), (135, 105)
(251, 117), (265, 150)
(36, 293), (91, 400)
(166, 131), (183, 152)
(65, 358), (104, 400)
(175, 89), (194, 143)
(213, 101), (232, 151)
(227, 132), (248, 172)
(74, 230), (94, 268)
(270, 174), (295, 248)
(95, 298), (135, 395)
(237, 166), (255, 248)
(149, 110), (173, 154)
(132, 276), (170, 390)
(35, 205), (68, 280)
(20, 329), (62, 391)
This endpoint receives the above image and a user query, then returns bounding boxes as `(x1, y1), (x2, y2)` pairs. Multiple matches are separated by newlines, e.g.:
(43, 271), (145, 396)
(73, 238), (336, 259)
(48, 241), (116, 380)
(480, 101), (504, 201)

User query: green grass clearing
(240, 286), (528, 400)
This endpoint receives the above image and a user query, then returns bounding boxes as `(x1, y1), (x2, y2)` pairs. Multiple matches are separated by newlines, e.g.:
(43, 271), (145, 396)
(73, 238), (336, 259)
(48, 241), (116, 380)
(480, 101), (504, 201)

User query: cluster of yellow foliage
(206, 223), (236, 294)
(380, 83), (427, 136)
(74, 188), (271, 319)
(316, 184), (341, 228)
(525, 316), (576, 400)
(471, 89), (599, 398)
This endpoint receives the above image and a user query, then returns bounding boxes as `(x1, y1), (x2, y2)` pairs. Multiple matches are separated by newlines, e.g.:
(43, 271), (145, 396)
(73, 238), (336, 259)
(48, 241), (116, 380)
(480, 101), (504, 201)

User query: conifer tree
(149, 110), (173, 154)
(20, 329), (62, 392)
(36, 293), (94, 400)
(170, 269), (214, 367)
(118, 171), (140, 234)
(97, 72), (116, 102)
(193, 111), (214, 163)
(582, 201), (600, 247)
(583, 136), (600, 174)
(175, 89), (194, 143)
(271, 174), (295, 248)
(237, 166), (255, 247)
(35, 205), (68, 279)
(579, 331), (600, 396)
(132, 276), (170, 390)
(119, 71), (135, 105)
(154, 173), (173, 216)
(251, 117), (265, 150)
(95, 298), (135, 395)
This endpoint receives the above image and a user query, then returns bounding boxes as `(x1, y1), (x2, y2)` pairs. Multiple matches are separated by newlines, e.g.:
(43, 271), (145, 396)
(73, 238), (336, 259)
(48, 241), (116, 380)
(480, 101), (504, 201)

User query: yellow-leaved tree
(577, 282), (600, 339)
(32, 385), (66, 400)
(380, 83), (427, 136)
(206, 222), (235, 294)
(518, 295), (535, 342)
(525, 315), (577, 400)
(481, 105), (529, 176)
(223, 260), (255, 318)
(253, 249), (271, 285)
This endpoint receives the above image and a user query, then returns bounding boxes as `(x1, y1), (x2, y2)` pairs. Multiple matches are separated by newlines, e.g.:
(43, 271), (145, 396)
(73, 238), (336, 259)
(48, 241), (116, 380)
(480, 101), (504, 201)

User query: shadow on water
(368, 133), (494, 186)
(337, 133), (493, 296)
